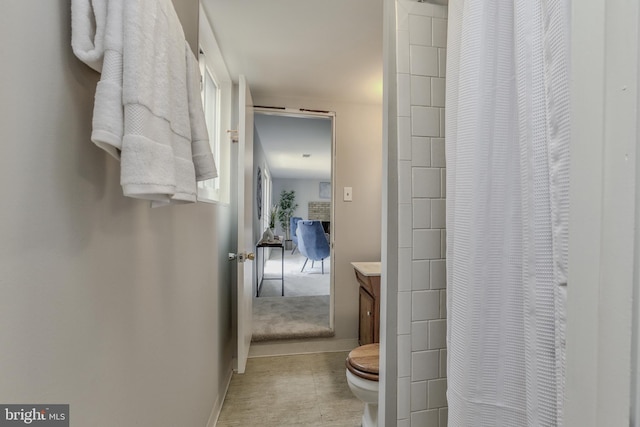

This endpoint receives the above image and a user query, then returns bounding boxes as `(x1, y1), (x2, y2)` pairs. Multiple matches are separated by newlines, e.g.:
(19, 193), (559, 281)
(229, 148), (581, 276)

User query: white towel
(186, 44), (218, 182)
(150, 44), (218, 208)
(71, 0), (218, 203)
(119, 0), (189, 201)
(72, 0), (124, 159)
(71, 0), (107, 72)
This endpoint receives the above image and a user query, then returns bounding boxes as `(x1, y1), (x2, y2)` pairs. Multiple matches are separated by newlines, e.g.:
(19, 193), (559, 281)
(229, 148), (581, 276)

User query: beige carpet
(257, 250), (330, 297)
(252, 295), (333, 342)
(252, 251), (333, 342)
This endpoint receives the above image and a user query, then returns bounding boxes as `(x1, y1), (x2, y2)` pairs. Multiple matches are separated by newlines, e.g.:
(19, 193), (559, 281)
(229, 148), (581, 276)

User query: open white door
(235, 75), (254, 373)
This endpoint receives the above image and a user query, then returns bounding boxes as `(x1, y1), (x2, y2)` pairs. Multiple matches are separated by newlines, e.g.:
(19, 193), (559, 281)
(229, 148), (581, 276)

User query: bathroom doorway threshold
(252, 295), (334, 342)
(249, 338), (360, 358)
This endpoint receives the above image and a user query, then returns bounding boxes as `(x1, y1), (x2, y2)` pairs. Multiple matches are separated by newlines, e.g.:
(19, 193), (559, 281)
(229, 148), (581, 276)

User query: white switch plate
(344, 186), (353, 202)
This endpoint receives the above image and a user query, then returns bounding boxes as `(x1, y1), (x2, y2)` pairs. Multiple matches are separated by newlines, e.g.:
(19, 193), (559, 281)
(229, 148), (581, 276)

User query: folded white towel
(71, 0), (107, 72)
(150, 44), (218, 208)
(72, 0), (124, 159)
(120, 0), (193, 202)
(71, 0), (217, 204)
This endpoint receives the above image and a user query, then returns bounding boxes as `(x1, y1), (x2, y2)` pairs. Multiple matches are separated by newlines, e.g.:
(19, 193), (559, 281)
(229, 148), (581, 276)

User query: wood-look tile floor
(216, 352), (364, 426)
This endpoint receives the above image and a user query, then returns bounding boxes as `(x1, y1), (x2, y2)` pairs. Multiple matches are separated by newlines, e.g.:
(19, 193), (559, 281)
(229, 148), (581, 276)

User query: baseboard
(205, 360), (234, 427)
(248, 338), (359, 358)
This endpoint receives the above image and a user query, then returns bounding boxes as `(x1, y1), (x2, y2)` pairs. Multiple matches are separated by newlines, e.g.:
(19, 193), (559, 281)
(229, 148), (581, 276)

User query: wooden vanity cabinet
(359, 286), (377, 345)
(352, 262), (381, 345)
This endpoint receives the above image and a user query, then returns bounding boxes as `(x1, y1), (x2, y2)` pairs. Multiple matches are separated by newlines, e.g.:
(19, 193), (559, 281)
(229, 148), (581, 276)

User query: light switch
(344, 186), (353, 202)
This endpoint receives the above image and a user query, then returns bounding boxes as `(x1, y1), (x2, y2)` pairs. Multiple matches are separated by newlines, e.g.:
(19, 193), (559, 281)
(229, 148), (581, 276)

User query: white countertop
(351, 262), (381, 277)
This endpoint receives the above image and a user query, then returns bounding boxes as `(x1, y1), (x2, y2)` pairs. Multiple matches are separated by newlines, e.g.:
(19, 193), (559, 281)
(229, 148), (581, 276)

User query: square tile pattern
(396, 1), (448, 426)
(216, 352), (364, 427)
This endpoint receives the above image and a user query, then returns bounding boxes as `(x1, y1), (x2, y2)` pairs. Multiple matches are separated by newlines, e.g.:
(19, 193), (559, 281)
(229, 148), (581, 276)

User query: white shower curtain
(445, 1), (570, 426)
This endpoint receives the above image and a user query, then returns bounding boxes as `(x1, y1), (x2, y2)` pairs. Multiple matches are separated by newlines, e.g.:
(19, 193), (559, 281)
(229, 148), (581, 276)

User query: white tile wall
(399, 160), (413, 204)
(412, 260), (430, 290)
(412, 168), (441, 198)
(438, 48), (447, 78)
(413, 198), (431, 229)
(428, 319), (447, 349)
(412, 137), (431, 167)
(411, 381), (428, 411)
(439, 408), (448, 427)
(398, 31), (411, 74)
(432, 18), (448, 48)
(399, 204), (413, 247)
(398, 376), (411, 419)
(439, 349), (447, 377)
(412, 290), (441, 321)
(411, 409), (439, 427)
(410, 45), (439, 77)
(411, 321), (430, 352)
(395, 1), (448, 425)
(399, 117), (413, 160)
(431, 199), (446, 228)
(431, 138), (445, 167)
(411, 76), (431, 106)
(409, 14), (432, 45)
(427, 379), (448, 409)
(413, 229), (441, 260)
(412, 350), (439, 381)
(411, 107), (440, 137)
(398, 292), (413, 335)
(431, 78), (446, 108)
(399, 333), (413, 376)
(398, 73), (412, 117)
(399, 247), (413, 292)
(430, 259), (446, 290)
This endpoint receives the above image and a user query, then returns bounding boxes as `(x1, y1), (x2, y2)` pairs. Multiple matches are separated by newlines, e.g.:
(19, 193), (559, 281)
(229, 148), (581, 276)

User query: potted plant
(263, 205), (278, 241)
(277, 190), (298, 248)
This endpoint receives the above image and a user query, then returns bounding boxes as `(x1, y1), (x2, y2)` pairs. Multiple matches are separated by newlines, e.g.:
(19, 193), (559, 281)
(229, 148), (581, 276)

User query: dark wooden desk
(256, 238), (284, 297)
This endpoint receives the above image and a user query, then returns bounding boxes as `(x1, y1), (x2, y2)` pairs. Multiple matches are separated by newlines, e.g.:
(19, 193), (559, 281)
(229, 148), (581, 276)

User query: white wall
(253, 131), (270, 242)
(565, 0), (639, 425)
(380, 0), (399, 423)
(250, 94), (383, 350)
(172, 0), (199, 55)
(386, 1), (449, 426)
(0, 1), (234, 426)
(272, 178), (331, 235)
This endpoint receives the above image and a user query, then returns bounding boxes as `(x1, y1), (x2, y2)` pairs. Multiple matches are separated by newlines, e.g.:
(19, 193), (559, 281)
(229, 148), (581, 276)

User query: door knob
(230, 252), (255, 262)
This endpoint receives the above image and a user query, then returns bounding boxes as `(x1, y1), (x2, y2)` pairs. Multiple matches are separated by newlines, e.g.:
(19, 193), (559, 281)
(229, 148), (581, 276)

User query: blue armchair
(297, 220), (331, 274)
(290, 216), (302, 254)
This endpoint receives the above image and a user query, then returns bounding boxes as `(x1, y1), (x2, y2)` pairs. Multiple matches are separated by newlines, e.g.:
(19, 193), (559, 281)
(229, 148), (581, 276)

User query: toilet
(346, 343), (379, 427)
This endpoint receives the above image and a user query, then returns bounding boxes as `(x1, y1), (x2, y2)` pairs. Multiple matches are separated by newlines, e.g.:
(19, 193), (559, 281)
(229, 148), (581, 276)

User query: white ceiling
(200, 0), (383, 180)
(254, 113), (332, 180)
(200, 0), (384, 105)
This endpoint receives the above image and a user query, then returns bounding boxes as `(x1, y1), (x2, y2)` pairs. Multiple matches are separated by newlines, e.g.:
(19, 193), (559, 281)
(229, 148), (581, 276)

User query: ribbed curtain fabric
(445, 1), (570, 426)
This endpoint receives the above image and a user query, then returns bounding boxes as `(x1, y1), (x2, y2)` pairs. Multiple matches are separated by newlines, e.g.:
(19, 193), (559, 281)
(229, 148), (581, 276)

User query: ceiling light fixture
(302, 154), (311, 158)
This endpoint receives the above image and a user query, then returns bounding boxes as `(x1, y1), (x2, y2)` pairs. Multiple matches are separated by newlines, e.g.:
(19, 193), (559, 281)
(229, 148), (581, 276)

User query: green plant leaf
(277, 190), (299, 237)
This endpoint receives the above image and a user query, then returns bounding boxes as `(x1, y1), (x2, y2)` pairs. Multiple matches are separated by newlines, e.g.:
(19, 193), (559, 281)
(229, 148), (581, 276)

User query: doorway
(251, 108), (336, 342)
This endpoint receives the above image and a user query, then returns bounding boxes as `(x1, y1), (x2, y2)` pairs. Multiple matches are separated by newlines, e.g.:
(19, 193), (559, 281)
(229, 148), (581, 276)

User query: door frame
(235, 75), (254, 374)
(253, 107), (337, 332)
